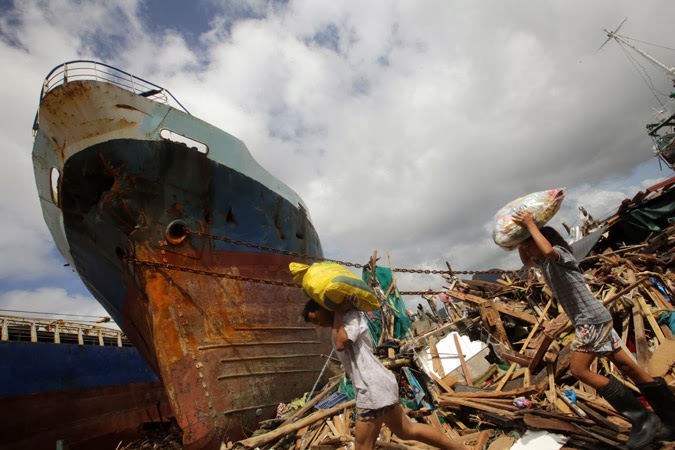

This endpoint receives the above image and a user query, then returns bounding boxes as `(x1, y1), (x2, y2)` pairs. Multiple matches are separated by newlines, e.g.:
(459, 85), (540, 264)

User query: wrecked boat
(0, 315), (170, 450)
(31, 61), (331, 449)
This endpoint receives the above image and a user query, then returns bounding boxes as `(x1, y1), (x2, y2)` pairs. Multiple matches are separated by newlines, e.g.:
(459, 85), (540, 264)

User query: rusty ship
(0, 314), (170, 450)
(31, 61), (331, 449)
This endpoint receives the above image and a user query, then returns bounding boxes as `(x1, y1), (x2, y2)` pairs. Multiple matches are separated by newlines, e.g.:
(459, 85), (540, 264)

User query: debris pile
(226, 220), (674, 448)
(122, 181), (675, 450)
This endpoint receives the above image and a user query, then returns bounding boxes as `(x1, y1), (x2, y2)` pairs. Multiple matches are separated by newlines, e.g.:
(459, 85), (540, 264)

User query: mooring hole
(165, 220), (189, 245)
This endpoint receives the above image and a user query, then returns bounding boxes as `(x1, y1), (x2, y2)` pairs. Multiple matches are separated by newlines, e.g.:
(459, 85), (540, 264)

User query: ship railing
(37, 60), (190, 115)
(0, 314), (131, 347)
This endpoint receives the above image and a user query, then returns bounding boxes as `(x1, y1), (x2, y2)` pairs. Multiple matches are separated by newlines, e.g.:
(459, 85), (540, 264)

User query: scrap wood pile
(228, 223), (675, 450)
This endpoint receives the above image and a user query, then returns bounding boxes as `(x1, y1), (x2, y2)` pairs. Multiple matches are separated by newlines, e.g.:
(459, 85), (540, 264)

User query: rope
(307, 348), (335, 401)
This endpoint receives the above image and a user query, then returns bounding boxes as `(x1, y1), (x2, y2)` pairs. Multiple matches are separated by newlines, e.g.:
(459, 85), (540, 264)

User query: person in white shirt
(303, 299), (486, 450)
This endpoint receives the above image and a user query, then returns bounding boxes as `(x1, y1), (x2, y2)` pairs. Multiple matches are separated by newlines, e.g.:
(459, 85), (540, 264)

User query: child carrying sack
(492, 188), (565, 251)
(289, 261), (380, 312)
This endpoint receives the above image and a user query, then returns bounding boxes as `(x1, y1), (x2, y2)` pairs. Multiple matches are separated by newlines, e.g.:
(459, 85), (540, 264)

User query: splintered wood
(117, 192), (674, 450)
(226, 224), (674, 450)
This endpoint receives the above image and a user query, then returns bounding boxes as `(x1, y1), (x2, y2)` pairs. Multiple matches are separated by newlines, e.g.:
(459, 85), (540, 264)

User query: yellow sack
(289, 261), (380, 312)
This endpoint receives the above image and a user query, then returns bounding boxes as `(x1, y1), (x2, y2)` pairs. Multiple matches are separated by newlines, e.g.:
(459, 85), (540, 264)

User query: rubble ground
(121, 219), (675, 450)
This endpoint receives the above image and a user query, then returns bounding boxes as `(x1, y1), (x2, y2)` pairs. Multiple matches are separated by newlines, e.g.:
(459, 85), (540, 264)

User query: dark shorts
(355, 403), (396, 422)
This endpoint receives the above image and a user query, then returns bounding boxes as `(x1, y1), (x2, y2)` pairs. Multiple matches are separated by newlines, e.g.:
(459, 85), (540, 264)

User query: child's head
(539, 226), (573, 252)
(519, 225), (573, 260)
(302, 299), (333, 327)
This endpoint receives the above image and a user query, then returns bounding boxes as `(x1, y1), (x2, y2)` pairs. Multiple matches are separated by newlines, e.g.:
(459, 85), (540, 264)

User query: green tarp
(360, 265), (413, 345)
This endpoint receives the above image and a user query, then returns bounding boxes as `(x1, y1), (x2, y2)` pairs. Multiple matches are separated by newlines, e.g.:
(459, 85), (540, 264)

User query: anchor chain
(122, 228), (525, 296)
(186, 229), (523, 277)
(123, 256), (446, 296)
(122, 257), (299, 288)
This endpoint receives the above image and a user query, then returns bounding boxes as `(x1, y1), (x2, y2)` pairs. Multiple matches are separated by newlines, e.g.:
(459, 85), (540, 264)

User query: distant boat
(0, 314), (170, 450)
(31, 61), (332, 449)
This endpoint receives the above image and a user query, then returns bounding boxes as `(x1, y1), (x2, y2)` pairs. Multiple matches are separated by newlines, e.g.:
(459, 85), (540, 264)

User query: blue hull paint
(0, 341), (159, 397)
(60, 137), (322, 342)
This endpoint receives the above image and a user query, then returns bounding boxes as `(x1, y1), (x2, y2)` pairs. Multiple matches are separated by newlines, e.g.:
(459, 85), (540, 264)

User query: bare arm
(333, 295), (356, 351)
(513, 211), (559, 260)
(332, 310), (349, 351)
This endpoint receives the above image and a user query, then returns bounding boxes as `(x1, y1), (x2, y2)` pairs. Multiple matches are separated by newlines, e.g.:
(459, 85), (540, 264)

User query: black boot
(598, 375), (660, 449)
(638, 377), (675, 442)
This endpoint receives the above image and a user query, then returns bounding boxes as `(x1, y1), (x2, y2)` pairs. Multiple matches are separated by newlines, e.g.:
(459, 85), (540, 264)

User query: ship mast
(601, 20), (675, 171)
(602, 20), (675, 81)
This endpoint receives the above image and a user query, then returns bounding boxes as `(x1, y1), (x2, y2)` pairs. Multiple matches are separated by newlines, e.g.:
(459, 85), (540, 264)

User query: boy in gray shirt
(514, 211), (673, 449)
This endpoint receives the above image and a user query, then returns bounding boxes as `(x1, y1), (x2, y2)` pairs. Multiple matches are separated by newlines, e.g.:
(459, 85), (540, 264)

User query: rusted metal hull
(0, 340), (171, 450)
(31, 62), (332, 449)
(1, 381), (170, 450)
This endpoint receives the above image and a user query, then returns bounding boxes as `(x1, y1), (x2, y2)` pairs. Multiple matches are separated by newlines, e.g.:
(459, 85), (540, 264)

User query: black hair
(539, 226), (573, 252)
(302, 299), (321, 322)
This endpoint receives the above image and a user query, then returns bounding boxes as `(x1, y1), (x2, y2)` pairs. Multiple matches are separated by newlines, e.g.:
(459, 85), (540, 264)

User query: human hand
(337, 294), (357, 312)
(512, 210), (535, 228)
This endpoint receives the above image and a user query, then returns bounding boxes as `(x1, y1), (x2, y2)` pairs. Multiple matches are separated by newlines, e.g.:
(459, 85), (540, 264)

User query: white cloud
(0, 287), (116, 328)
(1, 0), (674, 310)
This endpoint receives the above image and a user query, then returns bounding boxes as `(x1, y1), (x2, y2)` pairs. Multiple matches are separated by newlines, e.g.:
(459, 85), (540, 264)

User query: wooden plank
(280, 377), (341, 427)
(449, 291), (538, 325)
(453, 333), (473, 385)
(648, 339), (675, 377)
(427, 370), (454, 394)
(523, 413), (577, 433)
(497, 348), (533, 367)
(499, 297), (553, 387)
(633, 302), (649, 367)
(439, 397), (515, 417)
(636, 294), (667, 343)
(495, 364), (516, 392)
(238, 400), (356, 448)
(528, 333), (554, 371)
(425, 412), (443, 432)
(601, 277), (649, 306)
(570, 423), (625, 449)
(524, 367), (531, 387)
(575, 401), (621, 432)
(646, 285), (674, 311)
(548, 363), (557, 412)
(557, 388), (587, 418)
(485, 303), (512, 350)
(429, 336), (445, 377)
(487, 435), (516, 450)
(440, 385), (539, 399)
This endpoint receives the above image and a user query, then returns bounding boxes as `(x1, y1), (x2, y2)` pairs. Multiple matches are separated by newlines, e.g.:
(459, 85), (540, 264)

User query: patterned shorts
(355, 403), (396, 422)
(572, 321), (621, 354)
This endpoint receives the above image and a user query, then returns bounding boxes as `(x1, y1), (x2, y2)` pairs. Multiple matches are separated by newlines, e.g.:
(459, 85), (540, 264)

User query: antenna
(601, 20), (675, 78)
(598, 17), (627, 52)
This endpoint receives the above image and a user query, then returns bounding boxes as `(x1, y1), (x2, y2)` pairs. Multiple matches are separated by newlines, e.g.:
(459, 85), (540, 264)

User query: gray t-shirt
(334, 309), (399, 409)
(536, 246), (612, 326)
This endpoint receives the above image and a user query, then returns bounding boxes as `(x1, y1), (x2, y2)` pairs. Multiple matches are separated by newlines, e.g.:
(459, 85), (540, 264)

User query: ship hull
(0, 340), (170, 450)
(32, 62), (333, 448)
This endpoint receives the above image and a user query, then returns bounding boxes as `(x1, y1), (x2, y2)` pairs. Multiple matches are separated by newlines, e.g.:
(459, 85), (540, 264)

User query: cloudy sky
(1, 0), (674, 325)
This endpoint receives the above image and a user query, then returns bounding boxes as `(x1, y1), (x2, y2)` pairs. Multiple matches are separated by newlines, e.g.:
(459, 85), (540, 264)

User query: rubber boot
(638, 377), (675, 441)
(598, 375), (660, 449)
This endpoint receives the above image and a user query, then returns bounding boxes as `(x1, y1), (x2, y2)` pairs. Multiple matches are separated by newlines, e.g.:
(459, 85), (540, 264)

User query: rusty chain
(122, 229), (523, 296)
(187, 229), (521, 276)
(123, 257), (299, 288)
(123, 257), (447, 295)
